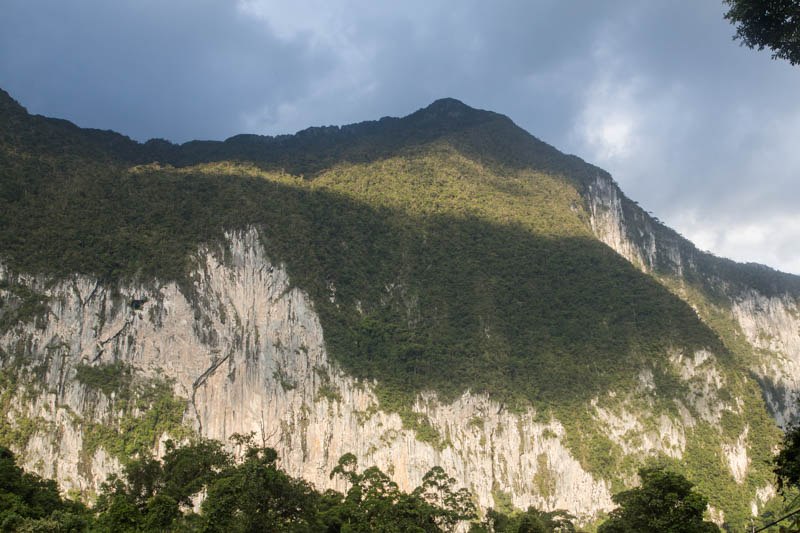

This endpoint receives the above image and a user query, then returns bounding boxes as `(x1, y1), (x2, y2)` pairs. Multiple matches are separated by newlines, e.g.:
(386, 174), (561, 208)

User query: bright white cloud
(675, 210), (800, 275)
(575, 77), (642, 160)
(566, 5), (800, 275)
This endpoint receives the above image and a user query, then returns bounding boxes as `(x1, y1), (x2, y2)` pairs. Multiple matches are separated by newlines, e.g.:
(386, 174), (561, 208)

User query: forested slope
(1, 89), (798, 529)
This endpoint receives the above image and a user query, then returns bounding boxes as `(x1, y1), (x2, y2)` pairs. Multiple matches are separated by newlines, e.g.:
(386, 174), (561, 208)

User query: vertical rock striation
(0, 229), (613, 519)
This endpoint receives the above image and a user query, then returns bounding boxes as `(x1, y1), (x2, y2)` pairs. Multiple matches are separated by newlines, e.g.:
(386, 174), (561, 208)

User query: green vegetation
(317, 382), (342, 404)
(0, 446), (93, 532)
(648, 277), (786, 529)
(597, 467), (720, 533)
(770, 412), (800, 532)
(0, 280), (49, 331)
(533, 453), (556, 502)
(0, 363), (52, 452)
(4, 426), (800, 532)
(0, 437), (482, 532)
(471, 507), (579, 533)
(273, 366), (297, 392)
(73, 362), (192, 461)
(75, 361), (133, 397)
(557, 414), (625, 485)
(724, 0), (800, 66)
(0, 89), (794, 526)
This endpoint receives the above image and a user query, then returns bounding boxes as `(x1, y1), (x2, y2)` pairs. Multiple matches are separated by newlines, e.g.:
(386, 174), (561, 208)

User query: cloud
(574, 76), (643, 161)
(676, 210), (800, 276)
(0, 0), (335, 142)
(565, 3), (800, 274)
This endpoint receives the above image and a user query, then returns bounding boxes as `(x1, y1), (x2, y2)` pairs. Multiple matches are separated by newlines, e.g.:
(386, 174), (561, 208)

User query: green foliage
(491, 486), (515, 516)
(92, 439), (233, 532)
(556, 414), (625, 484)
(597, 467), (720, 533)
(724, 0), (800, 65)
(472, 506), (577, 533)
(776, 419), (800, 496)
(533, 453), (557, 502)
(770, 413), (800, 533)
(398, 411), (446, 450)
(329, 453), (477, 532)
(273, 366), (297, 392)
(0, 88), (793, 526)
(88, 438), (483, 531)
(74, 361), (132, 397)
(0, 280), (49, 331)
(650, 278), (785, 530)
(200, 447), (321, 532)
(0, 365), (51, 452)
(314, 367), (343, 405)
(74, 362), (192, 461)
(0, 446), (92, 532)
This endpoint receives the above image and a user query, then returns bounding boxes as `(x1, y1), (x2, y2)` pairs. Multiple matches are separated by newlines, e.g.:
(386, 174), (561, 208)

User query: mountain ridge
(3, 87), (796, 286)
(1, 87), (799, 528)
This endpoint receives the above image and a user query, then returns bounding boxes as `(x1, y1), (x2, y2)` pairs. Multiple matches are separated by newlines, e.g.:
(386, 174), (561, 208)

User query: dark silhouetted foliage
(597, 467), (720, 533)
(724, 0), (800, 65)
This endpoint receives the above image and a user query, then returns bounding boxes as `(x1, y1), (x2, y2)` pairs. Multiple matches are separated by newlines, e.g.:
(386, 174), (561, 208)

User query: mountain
(1, 88), (799, 529)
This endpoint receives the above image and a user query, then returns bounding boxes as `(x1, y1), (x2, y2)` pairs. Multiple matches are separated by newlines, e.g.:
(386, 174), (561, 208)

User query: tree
(0, 446), (93, 532)
(772, 420), (800, 532)
(775, 419), (800, 494)
(597, 467), (720, 533)
(160, 438), (232, 507)
(92, 439), (233, 532)
(329, 454), (476, 532)
(723, 0), (800, 65)
(330, 455), (437, 533)
(412, 466), (477, 531)
(471, 506), (576, 533)
(202, 446), (322, 533)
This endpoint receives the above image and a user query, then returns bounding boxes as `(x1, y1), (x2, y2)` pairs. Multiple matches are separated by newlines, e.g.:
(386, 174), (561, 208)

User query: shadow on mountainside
(4, 86), (796, 302)
(0, 143), (726, 412)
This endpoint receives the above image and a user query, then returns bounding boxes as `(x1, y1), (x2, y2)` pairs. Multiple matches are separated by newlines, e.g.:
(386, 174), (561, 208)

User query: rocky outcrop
(733, 291), (800, 427)
(584, 173), (685, 276)
(583, 172), (800, 427)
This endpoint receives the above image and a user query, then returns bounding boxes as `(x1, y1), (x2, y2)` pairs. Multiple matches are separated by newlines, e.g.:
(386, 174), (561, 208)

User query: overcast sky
(1, 0), (798, 274)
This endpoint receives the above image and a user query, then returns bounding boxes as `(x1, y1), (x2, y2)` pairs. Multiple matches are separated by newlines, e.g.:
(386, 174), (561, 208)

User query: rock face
(585, 173), (682, 275)
(1, 188), (798, 522)
(733, 291), (800, 427)
(0, 225), (747, 522)
(583, 171), (800, 425)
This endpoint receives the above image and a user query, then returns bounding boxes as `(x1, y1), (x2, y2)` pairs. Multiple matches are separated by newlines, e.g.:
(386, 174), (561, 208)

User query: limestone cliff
(1, 227), (754, 521)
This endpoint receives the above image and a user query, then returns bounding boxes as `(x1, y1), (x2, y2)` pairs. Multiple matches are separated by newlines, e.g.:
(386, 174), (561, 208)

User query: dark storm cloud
(0, 0), (335, 142)
(1, 0), (798, 273)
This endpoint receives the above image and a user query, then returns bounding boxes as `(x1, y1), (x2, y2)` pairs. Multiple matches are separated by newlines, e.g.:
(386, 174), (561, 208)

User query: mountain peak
(412, 97), (491, 123)
(402, 97), (499, 134)
(423, 97), (475, 115)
